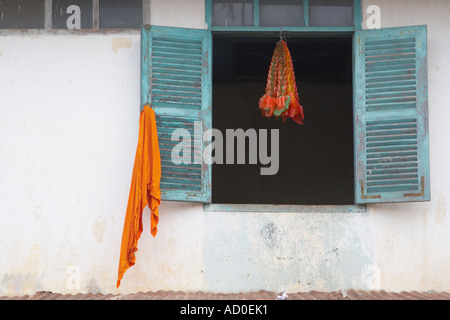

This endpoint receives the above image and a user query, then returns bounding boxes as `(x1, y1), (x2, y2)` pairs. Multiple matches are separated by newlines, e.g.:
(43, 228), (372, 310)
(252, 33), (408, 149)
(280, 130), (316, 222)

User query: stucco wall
(361, 0), (450, 292)
(0, 0), (449, 296)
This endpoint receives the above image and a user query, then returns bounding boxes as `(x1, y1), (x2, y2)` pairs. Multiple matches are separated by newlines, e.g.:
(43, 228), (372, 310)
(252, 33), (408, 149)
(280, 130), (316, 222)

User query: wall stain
(1, 273), (34, 296)
(33, 205), (42, 221)
(92, 216), (107, 244)
(112, 37), (132, 54)
(435, 192), (447, 225)
(260, 223), (281, 249)
(86, 277), (101, 294)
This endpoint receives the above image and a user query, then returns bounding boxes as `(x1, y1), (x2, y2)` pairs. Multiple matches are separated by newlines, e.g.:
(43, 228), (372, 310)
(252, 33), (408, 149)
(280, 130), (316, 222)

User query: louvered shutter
(354, 25), (430, 204)
(141, 25), (212, 202)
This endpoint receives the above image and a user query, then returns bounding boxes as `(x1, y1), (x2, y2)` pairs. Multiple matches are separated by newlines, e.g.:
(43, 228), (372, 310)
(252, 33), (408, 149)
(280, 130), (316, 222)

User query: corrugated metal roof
(1, 290), (450, 300)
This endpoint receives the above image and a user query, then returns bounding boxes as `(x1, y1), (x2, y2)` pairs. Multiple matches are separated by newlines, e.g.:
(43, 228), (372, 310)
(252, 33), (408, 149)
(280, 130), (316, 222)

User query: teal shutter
(141, 25), (212, 202)
(354, 25), (430, 204)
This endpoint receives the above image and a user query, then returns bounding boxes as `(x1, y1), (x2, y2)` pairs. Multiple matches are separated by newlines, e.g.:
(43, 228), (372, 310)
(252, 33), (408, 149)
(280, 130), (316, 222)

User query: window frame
(0, 0), (150, 30)
(205, 0), (362, 32)
(205, 0), (365, 212)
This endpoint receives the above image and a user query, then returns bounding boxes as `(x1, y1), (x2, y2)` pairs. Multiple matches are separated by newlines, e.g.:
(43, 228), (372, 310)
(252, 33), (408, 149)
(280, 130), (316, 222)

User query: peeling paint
(260, 223), (281, 249)
(86, 277), (101, 294)
(203, 211), (373, 293)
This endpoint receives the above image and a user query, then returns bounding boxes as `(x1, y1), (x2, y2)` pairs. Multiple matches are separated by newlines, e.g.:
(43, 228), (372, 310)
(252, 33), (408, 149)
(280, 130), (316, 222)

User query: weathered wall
(0, 31), (142, 295)
(361, 0), (450, 292)
(0, 0), (449, 296)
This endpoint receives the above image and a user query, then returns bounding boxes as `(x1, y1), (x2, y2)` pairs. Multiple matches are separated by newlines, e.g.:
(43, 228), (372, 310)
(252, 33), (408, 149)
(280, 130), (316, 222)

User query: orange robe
(116, 105), (161, 288)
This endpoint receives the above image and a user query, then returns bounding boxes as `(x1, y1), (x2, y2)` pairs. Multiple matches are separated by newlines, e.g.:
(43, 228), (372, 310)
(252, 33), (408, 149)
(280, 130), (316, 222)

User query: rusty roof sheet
(1, 289), (450, 300)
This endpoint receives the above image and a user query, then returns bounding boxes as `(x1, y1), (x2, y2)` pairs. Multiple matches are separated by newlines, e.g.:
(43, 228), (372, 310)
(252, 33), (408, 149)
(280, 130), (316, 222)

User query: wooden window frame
(205, 0), (363, 33)
(41, 0), (150, 30)
(204, 0), (364, 212)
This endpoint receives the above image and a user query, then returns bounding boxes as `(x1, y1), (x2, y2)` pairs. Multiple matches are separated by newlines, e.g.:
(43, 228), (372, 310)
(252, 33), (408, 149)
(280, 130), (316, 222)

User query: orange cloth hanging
(116, 105), (161, 288)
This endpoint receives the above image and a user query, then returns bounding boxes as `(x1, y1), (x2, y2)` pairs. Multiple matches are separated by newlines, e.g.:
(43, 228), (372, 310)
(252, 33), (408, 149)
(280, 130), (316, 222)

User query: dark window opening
(212, 0), (253, 27)
(99, 0), (142, 29)
(0, 0), (45, 29)
(260, 0), (304, 27)
(309, 0), (354, 27)
(212, 34), (354, 205)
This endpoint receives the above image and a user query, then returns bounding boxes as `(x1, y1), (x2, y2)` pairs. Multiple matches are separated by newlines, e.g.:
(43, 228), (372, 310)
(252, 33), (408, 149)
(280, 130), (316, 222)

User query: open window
(212, 34), (354, 205)
(140, 22), (430, 206)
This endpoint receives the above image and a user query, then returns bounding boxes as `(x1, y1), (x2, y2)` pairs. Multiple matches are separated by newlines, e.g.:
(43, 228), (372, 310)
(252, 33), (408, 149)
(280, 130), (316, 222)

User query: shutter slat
(153, 84), (201, 94)
(365, 53), (415, 63)
(161, 182), (202, 191)
(367, 151), (417, 159)
(366, 86), (417, 95)
(153, 90), (201, 99)
(153, 78), (202, 88)
(161, 163), (202, 172)
(141, 25), (211, 202)
(366, 62), (415, 72)
(367, 102), (417, 112)
(367, 58), (416, 68)
(366, 79), (416, 89)
(366, 90), (416, 100)
(354, 25), (430, 203)
(369, 168), (418, 175)
(366, 73), (415, 83)
(364, 36), (416, 46)
(366, 128), (417, 136)
(153, 62), (202, 72)
(367, 178), (419, 187)
(365, 41), (415, 51)
(367, 138), (418, 147)
(367, 184), (418, 194)
(153, 71), (201, 82)
(153, 56), (202, 67)
(367, 173), (418, 180)
(366, 156), (417, 164)
(367, 161), (418, 170)
(153, 37), (202, 48)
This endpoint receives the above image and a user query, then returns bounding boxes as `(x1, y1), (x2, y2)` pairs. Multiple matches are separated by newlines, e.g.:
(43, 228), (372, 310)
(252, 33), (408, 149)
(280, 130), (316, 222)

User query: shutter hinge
(405, 176), (425, 197)
(360, 181), (381, 199)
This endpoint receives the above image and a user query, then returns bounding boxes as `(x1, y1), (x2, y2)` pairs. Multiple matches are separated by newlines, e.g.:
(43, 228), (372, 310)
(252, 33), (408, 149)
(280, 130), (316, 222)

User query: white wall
(0, 0), (450, 296)
(0, 31), (142, 295)
(150, 0), (206, 29)
(361, 0), (450, 292)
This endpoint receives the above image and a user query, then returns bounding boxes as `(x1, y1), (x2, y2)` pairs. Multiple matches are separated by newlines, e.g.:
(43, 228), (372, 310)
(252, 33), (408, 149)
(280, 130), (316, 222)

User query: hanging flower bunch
(259, 40), (304, 125)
